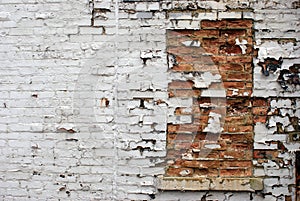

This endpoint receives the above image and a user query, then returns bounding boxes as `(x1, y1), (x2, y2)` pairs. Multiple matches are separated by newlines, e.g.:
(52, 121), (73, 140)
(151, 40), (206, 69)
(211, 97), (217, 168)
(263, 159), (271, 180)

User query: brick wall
(0, 0), (299, 200)
(165, 19), (255, 180)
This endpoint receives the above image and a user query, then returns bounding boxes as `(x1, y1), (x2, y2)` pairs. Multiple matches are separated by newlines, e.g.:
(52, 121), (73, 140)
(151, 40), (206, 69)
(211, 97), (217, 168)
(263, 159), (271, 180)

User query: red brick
(242, 62), (252, 71)
(221, 133), (253, 143)
(219, 43), (242, 55)
(252, 107), (269, 115)
(202, 37), (227, 45)
(226, 72), (252, 82)
(224, 125), (253, 133)
(193, 150), (220, 159)
(169, 80), (194, 89)
(223, 81), (245, 89)
(182, 160), (220, 168)
(227, 89), (252, 97)
(230, 143), (253, 150)
(169, 89), (201, 97)
(193, 115), (209, 124)
(226, 55), (252, 63)
(220, 29), (247, 39)
(167, 132), (195, 141)
(253, 116), (267, 123)
(194, 29), (219, 38)
(219, 150), (250, 160)
(193, 63), (219, 72)
(192, 133), (207, 141)
(220, 160), (252, 168)
(192, 55), (215, 64)
(201, 20), (227, 29)
(168, 47), (195, 55)
(201, 45), (220, 55)
(253, 98), (269, 107)
(171, 63), (194, 72)
(175, 141), (194, 150)
(167, 30), (194, 38)
(194, 168), (219, 177)
(167, 125), (179, 133)
(219, 63), (244, 71)
(165, 20), (255, 179)
(168, 124), (202, 134)
(227, 19), (253, 29)
(225, 115), (252, 126)
(211, 55), (227, 64)
(253, 150), (279, 159)
(166, 167), (194, 177)
(219, 168), (250, 177)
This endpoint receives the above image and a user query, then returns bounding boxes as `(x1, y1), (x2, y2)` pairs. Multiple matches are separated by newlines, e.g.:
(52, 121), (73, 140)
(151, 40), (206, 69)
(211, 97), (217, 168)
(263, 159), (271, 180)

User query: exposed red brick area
(166, 19), (254, 178)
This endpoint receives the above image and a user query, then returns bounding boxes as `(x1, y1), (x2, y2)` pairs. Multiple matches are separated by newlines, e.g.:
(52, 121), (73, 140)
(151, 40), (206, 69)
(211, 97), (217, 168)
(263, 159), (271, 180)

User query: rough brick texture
(0, 0), (299, 200)
(166, 19), (254, 178)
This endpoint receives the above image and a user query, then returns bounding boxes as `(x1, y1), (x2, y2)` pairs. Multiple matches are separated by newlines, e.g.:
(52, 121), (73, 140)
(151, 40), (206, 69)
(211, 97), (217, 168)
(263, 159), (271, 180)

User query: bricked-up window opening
(158, 19), (263, 191)
(297, 151), (300, 200)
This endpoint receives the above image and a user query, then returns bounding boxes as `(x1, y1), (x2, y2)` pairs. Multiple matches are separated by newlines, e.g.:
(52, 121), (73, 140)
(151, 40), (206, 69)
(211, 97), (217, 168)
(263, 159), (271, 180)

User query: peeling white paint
(235, 38), (248, 54)
(203, 112), (223, 134)
(193, 72), (222, 88)
(181, 40), (201, 47)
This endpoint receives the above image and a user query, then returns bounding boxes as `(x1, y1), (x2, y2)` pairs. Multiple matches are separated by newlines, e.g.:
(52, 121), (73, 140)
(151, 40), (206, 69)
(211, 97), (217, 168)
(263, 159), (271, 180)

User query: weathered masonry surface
(0, 0), (299, 200)
(161, 19), (261, 191)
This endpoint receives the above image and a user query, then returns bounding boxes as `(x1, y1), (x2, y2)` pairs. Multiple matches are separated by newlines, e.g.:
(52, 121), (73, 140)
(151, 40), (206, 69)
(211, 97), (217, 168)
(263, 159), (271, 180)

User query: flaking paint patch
(235, 38), (248, 54)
